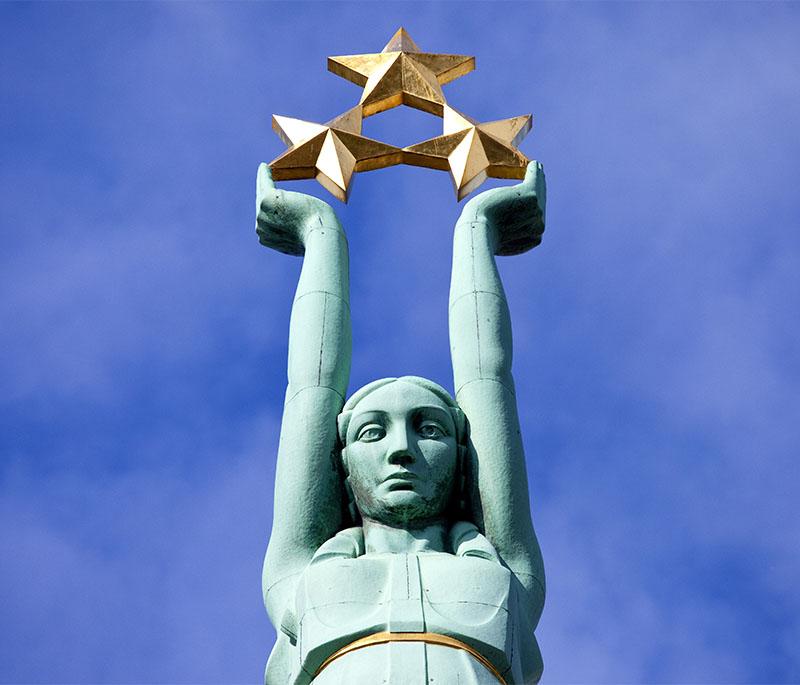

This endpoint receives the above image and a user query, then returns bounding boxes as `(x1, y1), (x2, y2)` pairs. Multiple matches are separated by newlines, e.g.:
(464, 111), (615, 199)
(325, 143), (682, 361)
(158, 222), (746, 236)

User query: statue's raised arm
(258, 162), (548, 685)
(257, 164), (351, 627)
(449, 162), (547, 604)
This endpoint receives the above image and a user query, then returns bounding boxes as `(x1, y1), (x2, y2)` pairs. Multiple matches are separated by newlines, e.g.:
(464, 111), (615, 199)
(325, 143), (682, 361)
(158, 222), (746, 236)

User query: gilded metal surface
(267, 27), (533, 201)
(314, 631), (508, 684)
(270, 106), (402, 202)
(403, 105), (532, 200)
(328, 28), (475, 117)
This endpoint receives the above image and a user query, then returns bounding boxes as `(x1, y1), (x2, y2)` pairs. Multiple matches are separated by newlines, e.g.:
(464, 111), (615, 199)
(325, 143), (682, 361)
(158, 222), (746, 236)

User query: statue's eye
(418, 422), (445, 439)
(357, 424), (385, 442)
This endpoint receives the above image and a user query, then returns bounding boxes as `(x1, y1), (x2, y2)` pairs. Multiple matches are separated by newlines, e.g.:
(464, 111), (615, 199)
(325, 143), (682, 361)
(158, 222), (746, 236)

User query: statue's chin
(367, 491), (445, 528)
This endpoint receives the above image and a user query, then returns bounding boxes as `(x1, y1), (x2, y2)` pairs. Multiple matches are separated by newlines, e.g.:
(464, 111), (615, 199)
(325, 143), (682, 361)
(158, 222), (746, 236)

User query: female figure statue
(257, 161), (546, 684)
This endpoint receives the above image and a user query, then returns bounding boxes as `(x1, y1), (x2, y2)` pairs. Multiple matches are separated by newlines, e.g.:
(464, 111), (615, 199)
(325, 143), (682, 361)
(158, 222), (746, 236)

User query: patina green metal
(257, 161), (547, 683)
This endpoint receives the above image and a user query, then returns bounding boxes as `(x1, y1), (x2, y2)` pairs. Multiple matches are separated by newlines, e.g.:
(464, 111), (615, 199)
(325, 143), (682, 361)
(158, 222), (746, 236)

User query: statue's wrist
(455, 215), (500, 252)
(301, 209), (344, 244)
(457, 191), (496, 225)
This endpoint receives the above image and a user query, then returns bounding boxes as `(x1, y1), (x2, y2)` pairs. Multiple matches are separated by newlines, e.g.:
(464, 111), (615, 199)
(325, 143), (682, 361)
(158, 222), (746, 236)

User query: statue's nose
(386, 427), (415, 466)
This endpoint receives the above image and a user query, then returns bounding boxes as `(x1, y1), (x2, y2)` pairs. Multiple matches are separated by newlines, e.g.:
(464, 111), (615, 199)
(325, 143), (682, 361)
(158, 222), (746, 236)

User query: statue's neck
(362, 518), (448, 555)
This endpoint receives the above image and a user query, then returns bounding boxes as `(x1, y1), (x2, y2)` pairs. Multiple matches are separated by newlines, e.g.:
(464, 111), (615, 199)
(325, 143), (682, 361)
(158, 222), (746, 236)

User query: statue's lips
(383, 473), (418, 491)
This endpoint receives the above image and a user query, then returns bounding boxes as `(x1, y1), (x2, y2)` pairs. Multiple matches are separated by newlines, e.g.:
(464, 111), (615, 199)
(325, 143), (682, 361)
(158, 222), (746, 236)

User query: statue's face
(343, 381), (458, 527)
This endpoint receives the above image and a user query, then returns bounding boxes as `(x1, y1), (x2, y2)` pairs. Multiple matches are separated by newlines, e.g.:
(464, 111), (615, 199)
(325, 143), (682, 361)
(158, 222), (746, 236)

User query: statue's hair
(337, 376), (467, 447)
(336, 376), (470, 526)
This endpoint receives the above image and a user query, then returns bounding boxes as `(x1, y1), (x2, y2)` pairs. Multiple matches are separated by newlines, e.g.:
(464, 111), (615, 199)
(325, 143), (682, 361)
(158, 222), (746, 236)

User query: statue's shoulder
(448, 520), (502, 562)
(449, 521), (544, 618)
(311, 526), (365, 563)
(297, 522), (508, 613)
(273, 528), (366, 654)
(308, 522), (504, 562)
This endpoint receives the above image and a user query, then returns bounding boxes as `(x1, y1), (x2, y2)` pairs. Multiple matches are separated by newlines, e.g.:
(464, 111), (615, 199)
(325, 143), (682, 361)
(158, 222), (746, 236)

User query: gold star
(403, 105), (532, 200)
(327, 28), (475, 117)
(269, 106), (403, 202)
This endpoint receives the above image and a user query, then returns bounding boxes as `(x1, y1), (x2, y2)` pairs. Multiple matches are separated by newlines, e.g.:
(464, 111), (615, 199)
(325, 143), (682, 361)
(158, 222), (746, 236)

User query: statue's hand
(255, 163), (340, 256)
(459, 162), (546, 255)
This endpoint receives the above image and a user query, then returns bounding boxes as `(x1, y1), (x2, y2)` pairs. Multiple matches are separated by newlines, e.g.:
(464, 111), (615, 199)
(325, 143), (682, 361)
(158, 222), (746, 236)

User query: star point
(328, 29), (475, 117)
(382, 27), (420, 53)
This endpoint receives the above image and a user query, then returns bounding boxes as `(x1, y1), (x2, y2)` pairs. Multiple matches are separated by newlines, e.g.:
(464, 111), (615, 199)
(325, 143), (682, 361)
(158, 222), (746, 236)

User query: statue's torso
(277, 526), (542, 684)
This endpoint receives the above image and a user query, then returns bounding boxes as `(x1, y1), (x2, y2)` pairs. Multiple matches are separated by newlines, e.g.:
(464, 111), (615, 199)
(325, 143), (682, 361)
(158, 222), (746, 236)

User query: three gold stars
(268, 28), (534, 202)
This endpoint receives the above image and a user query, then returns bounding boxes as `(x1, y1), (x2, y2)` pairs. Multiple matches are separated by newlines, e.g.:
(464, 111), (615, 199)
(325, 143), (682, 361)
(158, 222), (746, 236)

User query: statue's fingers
(258, 212), (288, 235)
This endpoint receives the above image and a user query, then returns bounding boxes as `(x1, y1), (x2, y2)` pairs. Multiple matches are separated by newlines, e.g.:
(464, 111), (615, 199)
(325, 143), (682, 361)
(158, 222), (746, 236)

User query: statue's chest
(293, 553), (516, 682)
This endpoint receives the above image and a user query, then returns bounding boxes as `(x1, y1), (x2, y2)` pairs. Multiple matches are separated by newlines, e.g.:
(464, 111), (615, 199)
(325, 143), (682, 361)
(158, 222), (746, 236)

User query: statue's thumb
(523, 161), (541, 189)
(257, 163), (276, 196)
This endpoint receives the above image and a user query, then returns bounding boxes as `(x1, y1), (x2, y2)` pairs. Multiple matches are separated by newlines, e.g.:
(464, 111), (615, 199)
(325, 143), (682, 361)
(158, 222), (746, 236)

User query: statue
(257, 29), (547, 685)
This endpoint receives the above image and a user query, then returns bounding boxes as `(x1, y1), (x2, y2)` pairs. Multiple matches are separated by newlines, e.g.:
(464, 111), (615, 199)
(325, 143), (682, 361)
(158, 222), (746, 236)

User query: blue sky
(1, 2), (799, 683)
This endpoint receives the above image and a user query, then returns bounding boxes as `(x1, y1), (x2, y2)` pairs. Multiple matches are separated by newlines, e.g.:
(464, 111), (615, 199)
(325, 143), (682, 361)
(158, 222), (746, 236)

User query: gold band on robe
(314, 631), (508, 683)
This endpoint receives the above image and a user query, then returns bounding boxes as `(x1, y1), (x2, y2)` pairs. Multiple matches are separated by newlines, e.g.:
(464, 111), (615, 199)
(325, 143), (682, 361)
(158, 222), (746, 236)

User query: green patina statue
(257, 161), (547, 684)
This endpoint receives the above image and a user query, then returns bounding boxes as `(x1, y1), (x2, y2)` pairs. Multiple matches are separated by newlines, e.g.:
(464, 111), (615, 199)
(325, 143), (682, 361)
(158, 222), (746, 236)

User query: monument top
(268, 28), (534, 202)
(258, 30), (546, 682)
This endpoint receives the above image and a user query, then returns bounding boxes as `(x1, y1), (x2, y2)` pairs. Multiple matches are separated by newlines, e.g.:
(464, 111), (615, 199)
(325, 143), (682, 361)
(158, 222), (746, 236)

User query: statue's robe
(266, 523), (543, 684)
